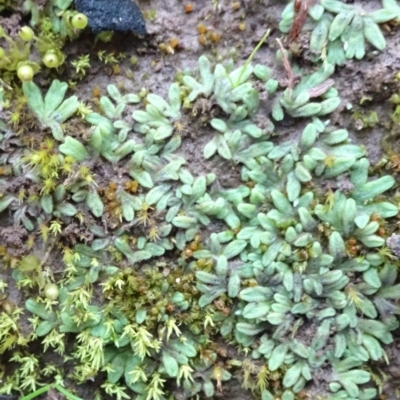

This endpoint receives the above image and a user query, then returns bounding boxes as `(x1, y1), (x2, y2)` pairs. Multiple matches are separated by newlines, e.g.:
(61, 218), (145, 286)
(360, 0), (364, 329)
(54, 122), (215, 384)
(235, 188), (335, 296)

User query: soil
(1, 0), (400, 399)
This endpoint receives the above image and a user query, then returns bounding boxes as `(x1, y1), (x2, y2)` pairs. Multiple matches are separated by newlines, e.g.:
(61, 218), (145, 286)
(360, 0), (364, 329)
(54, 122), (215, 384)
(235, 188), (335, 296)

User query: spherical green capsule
(19, 26), (34, 41)
(390, 94), (400, 104)
(17, 64), (34, 82)
(43, 52), (59, 68)
(44, 283), (59, 300)
(71, 13), (88, 30)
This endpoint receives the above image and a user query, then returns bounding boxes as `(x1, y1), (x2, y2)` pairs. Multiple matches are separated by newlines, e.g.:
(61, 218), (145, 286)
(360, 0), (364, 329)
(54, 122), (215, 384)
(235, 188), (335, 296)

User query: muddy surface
(1, 0), (400, 399)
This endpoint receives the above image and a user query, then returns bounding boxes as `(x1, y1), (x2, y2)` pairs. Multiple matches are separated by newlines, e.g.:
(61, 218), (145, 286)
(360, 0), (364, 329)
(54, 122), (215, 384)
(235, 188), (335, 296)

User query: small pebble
(386, 234), (400, 258)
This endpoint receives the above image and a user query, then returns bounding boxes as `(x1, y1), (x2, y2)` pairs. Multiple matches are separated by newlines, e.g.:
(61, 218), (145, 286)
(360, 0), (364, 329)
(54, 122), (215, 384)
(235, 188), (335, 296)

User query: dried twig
(276, 38), (295, 89)
(308, 79), (335, 98)
(289, 0), (313, 42)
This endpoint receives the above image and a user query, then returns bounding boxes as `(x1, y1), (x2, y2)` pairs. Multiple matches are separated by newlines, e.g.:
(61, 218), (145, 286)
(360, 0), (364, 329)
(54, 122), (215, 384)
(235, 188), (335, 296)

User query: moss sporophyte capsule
(44, 283), (59, 300)
(17, 65), (34, 81)
(19, 26), (34, 41)
(43, 52), (59, 68)
(71, 13), (89, 30)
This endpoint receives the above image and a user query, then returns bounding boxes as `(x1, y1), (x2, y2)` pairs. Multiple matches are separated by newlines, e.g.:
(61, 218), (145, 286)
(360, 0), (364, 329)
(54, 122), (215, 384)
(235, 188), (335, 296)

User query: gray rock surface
(75, 0), (146, 34)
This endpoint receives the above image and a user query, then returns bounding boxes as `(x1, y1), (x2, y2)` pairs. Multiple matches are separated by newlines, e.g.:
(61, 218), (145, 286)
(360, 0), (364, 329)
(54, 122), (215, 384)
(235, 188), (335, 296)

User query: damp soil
(1, 0), (400, 399)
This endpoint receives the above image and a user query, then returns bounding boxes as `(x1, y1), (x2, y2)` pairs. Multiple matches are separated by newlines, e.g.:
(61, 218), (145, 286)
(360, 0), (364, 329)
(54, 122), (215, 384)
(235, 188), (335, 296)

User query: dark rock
(75, 0), (146, 34)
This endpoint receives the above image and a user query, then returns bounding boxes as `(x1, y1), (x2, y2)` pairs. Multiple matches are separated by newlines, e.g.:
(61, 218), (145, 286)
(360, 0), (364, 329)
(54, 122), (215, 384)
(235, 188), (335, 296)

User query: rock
(387, 233), (400, 258)
(75, 0), (146, 34)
